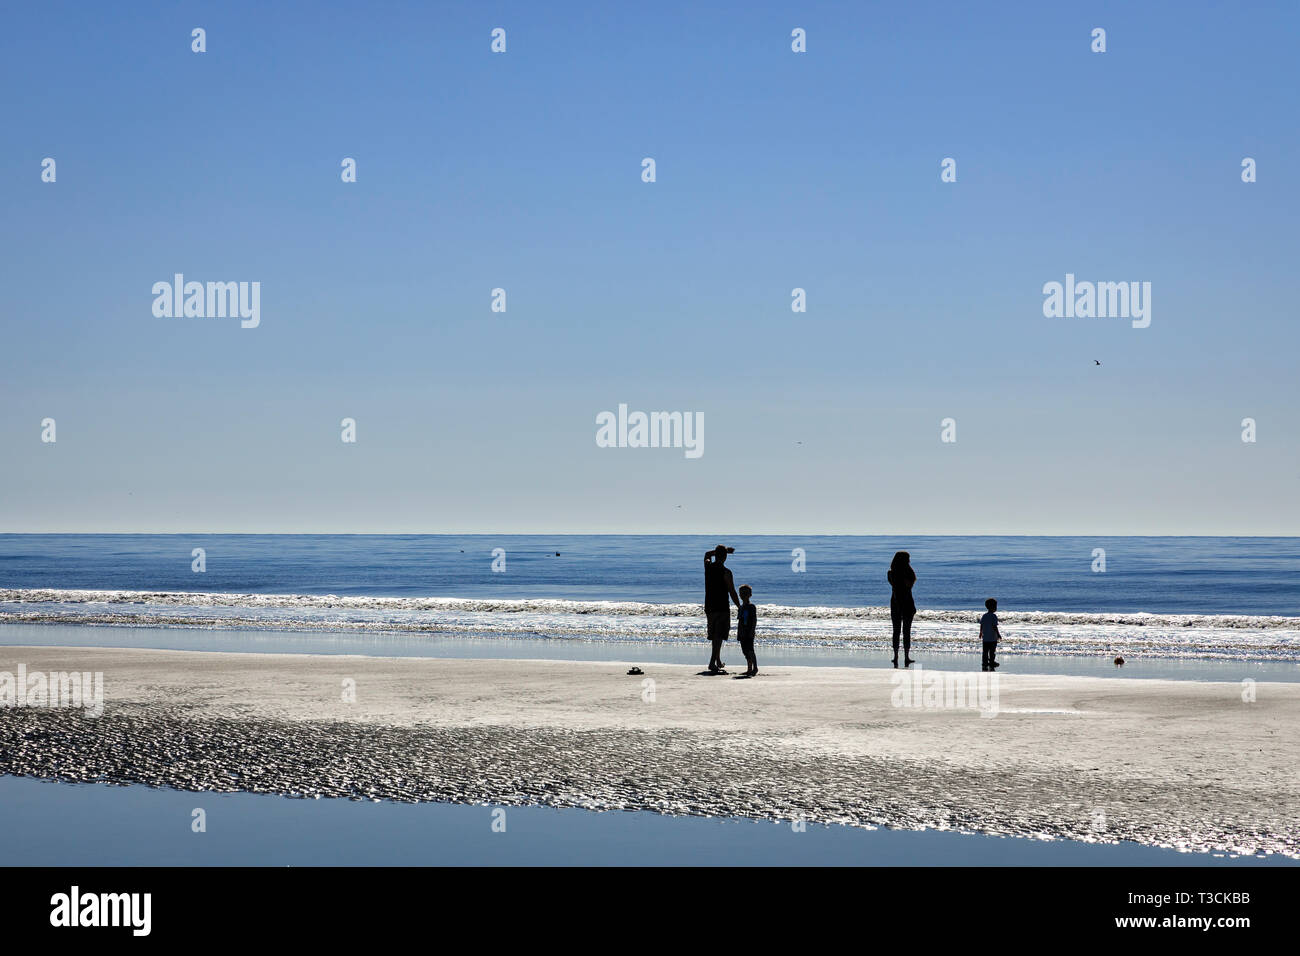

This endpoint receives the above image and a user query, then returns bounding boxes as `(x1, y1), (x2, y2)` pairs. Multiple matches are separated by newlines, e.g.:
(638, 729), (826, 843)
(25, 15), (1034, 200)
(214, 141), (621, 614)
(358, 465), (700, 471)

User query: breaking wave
(3, 588), (1300, 661)
(2, 588), (1298, 628)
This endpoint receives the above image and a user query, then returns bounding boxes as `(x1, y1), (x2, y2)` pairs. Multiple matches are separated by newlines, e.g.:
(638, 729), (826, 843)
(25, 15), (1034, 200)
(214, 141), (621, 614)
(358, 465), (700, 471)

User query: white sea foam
(2, 588), (1299, 660)
(2, 588), (1296, 628)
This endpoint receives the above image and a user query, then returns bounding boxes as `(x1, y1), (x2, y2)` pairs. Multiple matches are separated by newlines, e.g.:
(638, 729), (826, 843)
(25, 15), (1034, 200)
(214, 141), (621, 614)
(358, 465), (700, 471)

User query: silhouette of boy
(979, 598), (1001, 672)
(737, 584), (758, 677)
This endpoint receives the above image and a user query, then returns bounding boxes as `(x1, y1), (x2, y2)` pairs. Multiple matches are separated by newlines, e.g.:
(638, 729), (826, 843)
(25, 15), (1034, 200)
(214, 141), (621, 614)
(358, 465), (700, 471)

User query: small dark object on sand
(1114, 656), (1125, 667)
(626, 666), (643, 676)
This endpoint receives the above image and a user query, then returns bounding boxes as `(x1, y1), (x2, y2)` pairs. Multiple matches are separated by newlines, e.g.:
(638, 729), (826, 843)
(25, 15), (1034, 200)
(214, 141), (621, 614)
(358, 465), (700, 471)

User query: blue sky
(2, 0), (1297, 533)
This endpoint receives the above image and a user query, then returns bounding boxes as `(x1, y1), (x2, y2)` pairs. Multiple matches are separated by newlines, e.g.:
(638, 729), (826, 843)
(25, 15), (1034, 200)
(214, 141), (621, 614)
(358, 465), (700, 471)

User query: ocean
(2, 534), (1298, 661)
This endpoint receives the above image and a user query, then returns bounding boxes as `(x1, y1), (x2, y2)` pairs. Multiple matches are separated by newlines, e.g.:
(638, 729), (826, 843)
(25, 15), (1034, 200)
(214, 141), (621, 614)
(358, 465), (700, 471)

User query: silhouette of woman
(887, 551), (917, 668)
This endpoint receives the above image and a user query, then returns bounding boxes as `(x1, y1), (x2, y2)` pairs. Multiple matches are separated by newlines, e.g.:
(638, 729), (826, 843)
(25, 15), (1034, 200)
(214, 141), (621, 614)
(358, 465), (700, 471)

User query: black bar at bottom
(0, 865), (1289, 942)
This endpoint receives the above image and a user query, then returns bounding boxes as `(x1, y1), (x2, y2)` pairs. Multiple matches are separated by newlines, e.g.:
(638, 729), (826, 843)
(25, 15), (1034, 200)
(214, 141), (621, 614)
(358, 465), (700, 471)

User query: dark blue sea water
(2, 535), (1298, 660)
(1, 533), (1297, 613)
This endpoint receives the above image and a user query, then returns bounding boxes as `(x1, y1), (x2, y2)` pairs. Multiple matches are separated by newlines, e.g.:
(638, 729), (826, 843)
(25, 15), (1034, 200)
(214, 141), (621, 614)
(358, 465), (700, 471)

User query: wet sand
(2, 646), (1297, 859)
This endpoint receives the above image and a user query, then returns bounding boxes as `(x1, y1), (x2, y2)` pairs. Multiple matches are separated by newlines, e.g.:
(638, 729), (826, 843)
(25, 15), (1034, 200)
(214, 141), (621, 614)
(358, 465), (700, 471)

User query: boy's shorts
(706, 608), (730, 641)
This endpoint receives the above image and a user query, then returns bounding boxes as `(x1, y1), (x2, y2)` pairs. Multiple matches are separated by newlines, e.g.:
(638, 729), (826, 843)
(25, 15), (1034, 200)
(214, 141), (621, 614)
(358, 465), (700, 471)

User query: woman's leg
(903, 612), (915, 660)
(891, 606), (902, 660)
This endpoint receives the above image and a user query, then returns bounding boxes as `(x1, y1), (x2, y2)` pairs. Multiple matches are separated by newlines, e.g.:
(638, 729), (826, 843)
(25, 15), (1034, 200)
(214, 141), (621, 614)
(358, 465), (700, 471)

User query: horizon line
(2, 530), (1297, 539)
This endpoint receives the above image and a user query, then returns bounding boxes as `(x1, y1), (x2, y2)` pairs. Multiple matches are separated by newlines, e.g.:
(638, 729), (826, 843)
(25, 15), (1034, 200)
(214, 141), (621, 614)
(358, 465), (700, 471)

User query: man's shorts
(706, 608), (730, 641)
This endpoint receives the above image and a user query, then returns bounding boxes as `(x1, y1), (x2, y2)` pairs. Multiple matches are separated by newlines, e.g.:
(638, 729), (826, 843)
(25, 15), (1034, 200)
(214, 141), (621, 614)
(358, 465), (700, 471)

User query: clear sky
(2, 1), (1297, 534)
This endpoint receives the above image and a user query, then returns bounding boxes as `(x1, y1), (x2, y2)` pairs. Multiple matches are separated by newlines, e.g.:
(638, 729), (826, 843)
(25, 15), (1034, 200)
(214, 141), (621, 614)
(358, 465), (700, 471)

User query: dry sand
(2, 646), (1297, 858)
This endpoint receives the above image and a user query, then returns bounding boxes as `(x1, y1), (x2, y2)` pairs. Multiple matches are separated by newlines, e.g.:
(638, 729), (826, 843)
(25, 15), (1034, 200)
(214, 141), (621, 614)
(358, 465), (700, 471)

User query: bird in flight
(1094, 360), (1101, 366)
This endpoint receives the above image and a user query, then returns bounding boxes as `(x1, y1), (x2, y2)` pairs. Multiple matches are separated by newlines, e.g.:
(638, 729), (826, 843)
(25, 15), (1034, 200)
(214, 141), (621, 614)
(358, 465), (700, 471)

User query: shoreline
(6, 585), (1299, 665)
(5, 621), (1300, 682)
(2, 645), (1297, 860)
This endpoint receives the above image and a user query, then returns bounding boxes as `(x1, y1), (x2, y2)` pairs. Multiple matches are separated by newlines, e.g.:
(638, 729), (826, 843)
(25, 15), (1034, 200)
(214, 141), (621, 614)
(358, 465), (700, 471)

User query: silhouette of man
(703, 545), (740, 673)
